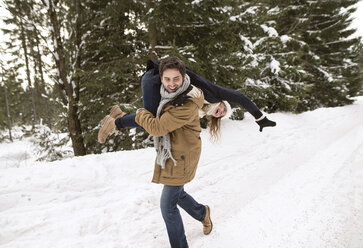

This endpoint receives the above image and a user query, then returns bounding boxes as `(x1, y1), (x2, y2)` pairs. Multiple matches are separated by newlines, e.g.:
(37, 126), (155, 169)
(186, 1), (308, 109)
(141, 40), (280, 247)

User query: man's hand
(256, 116), (276, 132)
(136, 108), (145, 114)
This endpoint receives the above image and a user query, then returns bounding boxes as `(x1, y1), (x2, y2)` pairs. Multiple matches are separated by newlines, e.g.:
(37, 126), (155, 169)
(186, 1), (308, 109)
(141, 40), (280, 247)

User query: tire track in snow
(191, 99), (363, 248)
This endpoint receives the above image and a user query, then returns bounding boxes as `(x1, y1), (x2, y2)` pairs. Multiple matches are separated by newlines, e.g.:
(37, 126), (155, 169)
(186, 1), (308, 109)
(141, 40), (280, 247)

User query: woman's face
(211, 102), (227, 118)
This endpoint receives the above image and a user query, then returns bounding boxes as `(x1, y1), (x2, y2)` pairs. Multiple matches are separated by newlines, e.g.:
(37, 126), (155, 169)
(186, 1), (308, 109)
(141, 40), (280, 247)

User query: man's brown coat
(135, 92), (204, 186)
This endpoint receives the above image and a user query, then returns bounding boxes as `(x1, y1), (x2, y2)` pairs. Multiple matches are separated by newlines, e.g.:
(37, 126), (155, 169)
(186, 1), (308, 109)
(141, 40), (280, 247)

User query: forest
(0, 0), (362, 159)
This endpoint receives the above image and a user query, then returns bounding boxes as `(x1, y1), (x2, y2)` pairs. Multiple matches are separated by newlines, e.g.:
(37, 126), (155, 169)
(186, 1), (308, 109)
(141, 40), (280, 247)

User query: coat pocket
(185, 149), (201, 175)
(169, 151), (186, 178)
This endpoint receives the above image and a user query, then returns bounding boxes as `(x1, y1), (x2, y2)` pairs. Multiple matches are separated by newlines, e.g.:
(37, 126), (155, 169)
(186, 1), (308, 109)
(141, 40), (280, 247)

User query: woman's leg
(115, 70), (161, 129)
(160, 185), (189, 248)
(141, 70), (161, 116)
(114, 113), (138, 129)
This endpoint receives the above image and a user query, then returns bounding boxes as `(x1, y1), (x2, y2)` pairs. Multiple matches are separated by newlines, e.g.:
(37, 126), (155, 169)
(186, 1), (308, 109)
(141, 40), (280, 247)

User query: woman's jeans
(161, 185), (206, 248)
(115, 69), (161, 129)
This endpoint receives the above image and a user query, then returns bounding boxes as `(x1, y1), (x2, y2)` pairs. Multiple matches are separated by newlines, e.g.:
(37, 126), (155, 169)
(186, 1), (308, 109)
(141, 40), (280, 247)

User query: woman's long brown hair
(207, 116), (221, 142)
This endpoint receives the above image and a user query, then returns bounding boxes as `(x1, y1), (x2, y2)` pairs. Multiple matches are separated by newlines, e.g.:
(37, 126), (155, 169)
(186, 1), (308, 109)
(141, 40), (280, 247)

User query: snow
(43, 0), (50, 10)
(191, 0), (202, 5)
(316, 66), (334, 82)
(280, 35), (292, 44)
(187, 57), (197, 63)
(243, 6), (259, 16)
(230, 14), (242, 22)
(267, 6), (280, 15)
(54, 51), (59, 60)
(0, 138), (36, 168)
(1, 97), (363, 248)
(261, 24), (279, 37)
(99, 17), (111, 27)
(240, 35), (253, 53)
(154, 45), (173, 50)
(245, 78), (270, 89)
(270, 58), (280, 75)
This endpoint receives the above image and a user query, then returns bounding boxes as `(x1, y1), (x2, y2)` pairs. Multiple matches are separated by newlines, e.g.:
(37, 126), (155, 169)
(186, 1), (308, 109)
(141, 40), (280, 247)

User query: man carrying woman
(98, 59), (276, 143)
(98, 56), (276, 248)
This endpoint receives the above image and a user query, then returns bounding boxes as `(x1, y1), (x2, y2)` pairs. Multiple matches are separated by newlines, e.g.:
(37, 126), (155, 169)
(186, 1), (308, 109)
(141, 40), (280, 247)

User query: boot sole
(204, 205), (213, 235)
(110, 105), (126, 119)
(98, 116), (115, 143)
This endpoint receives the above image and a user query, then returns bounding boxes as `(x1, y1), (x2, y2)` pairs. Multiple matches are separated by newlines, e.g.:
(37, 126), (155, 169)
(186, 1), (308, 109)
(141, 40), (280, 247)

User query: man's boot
(98, 115), (117, 144)
(202, 205), (213, 235)
(109, 105), (126, 119)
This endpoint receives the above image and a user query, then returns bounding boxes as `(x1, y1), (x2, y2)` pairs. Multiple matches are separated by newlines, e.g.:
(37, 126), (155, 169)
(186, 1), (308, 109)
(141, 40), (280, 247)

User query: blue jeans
(160, 185), (206, 248)
(115, 70), (161, 129)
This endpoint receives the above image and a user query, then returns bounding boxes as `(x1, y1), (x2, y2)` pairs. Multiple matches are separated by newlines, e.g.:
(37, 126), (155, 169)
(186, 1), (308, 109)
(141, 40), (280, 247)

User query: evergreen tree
(2, 0), (361, 156)
(3, 0), (39, 125)
(300, 0), (362, 110)
(145, 0), (240, 79)
(0, 58), (26, 133)
(26, 1), (53, 127)
(2, 0), (58, 128)
(242, 0), (314, 112)
(79, 0), (148, 153)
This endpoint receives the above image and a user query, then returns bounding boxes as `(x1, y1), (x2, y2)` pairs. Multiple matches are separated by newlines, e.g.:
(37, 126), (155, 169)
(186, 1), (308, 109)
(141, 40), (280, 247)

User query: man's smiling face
(161, 68), (184, 93)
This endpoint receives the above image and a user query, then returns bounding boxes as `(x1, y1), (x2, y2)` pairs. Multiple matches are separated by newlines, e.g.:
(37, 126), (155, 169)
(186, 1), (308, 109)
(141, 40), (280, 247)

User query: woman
(98, 59), (276, 143)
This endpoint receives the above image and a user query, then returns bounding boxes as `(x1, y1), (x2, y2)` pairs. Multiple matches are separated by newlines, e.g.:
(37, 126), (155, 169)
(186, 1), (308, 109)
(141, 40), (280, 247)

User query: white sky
(350, 0), (363, 37)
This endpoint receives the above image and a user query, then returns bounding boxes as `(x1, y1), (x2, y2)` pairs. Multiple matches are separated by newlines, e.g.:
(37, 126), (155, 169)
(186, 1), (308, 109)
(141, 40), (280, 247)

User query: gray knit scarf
(154, 74), (191, 169)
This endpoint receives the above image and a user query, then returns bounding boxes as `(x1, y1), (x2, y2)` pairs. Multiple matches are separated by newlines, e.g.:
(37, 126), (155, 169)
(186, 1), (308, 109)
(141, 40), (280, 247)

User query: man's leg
(160, 185), (188, 248)
(177, 188), (213, 235)
(115, 69), (161, 129)
(177, 188), (206, 222)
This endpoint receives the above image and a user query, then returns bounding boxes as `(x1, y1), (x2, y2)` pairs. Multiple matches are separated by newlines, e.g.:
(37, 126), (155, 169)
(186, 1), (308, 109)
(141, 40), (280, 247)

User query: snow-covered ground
(1, 97), (363, 248)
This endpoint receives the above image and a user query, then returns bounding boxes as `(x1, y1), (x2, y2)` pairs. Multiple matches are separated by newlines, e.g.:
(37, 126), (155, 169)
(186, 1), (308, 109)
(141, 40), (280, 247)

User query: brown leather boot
(98, 115), (116, 144)
(109, 105), (126, 119)
(202, 205), (213, 235)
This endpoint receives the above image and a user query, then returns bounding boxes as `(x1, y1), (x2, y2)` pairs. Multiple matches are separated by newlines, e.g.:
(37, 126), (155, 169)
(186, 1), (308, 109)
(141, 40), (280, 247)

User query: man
(135, 56), (212, 248)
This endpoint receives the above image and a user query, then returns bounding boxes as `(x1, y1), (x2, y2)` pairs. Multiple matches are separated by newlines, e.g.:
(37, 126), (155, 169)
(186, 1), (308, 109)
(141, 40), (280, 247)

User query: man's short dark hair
(159, 56), (186, 78)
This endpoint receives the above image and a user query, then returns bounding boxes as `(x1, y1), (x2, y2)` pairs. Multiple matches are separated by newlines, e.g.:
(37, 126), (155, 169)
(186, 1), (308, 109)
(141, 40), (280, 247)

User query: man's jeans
(161, 185), (206, 248)
(115, 69), (161, 129)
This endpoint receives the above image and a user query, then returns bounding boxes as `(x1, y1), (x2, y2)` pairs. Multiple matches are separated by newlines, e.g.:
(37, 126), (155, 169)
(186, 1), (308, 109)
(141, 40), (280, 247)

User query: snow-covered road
(1, 97), (362, 248)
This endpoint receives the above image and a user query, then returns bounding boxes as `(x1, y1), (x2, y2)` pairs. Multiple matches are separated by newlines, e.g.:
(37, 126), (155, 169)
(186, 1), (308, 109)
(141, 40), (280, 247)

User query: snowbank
(1, 97), (363, 248)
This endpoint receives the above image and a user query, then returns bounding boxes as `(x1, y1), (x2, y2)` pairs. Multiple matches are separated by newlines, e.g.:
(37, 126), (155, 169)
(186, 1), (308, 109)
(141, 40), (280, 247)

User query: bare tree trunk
(20, 21), (37, 126)
(30, 36), (42, 121)
(74, 0), (81, 103)
(3, 85), (13, 142)
(147, 0), (158, 60)
(35, 34), (52, 128)
(43, 0), (86, 156)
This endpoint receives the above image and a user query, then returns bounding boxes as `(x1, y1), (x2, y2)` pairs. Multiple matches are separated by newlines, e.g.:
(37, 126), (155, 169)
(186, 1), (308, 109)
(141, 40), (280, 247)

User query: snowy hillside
(1, 97), (363, 248)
